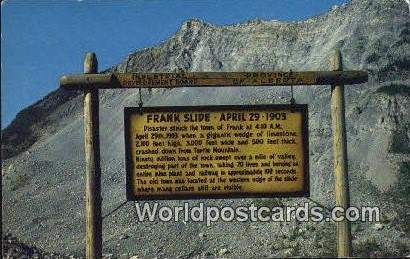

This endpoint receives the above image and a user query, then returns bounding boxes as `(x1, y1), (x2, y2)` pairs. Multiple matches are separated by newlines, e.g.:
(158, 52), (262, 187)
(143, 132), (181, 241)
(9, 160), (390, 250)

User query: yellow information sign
(124, 105), (309, 200)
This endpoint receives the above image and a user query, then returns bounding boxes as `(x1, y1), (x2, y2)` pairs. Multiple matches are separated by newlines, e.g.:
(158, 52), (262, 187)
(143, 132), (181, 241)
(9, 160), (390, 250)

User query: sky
(1, 0), (350, 128)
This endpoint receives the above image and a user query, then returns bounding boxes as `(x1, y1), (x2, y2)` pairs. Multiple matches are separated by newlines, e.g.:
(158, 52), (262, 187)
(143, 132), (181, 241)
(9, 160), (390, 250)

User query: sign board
(124, 105), (309, 200)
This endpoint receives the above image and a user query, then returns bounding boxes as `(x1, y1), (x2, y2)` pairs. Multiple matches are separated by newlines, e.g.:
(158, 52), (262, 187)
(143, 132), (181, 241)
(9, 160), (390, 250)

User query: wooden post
(330, 48), (352, 257)
(83, 52), (102, 259)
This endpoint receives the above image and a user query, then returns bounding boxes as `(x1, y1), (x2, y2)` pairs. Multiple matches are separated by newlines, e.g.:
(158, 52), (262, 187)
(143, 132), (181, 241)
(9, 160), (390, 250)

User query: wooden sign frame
(60, 48), (365, 257)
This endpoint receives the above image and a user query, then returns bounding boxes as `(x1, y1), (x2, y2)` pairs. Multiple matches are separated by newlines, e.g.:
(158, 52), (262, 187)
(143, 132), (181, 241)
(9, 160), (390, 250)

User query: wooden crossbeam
(60, 70), (368, 89)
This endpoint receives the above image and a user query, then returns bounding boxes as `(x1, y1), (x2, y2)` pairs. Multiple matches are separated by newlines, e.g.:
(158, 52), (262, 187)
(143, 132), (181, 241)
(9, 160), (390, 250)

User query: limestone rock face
(2, 0), (409, 257)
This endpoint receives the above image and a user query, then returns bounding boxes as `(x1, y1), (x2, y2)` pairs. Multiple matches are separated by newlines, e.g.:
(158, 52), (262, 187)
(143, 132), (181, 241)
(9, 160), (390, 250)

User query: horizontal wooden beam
(60, 70), (368, 89)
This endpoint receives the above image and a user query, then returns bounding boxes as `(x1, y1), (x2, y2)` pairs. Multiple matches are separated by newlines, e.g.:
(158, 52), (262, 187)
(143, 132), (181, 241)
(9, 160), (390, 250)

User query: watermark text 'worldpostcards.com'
(134, 202), (380, 226)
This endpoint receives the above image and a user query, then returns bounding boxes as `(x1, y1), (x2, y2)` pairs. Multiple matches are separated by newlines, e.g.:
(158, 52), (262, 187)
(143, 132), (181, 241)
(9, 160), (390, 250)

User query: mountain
(2, 0), (409, 257)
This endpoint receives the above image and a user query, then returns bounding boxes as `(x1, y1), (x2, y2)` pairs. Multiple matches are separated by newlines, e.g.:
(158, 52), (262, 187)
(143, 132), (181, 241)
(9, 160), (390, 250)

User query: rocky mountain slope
(2, 0), (410, 257)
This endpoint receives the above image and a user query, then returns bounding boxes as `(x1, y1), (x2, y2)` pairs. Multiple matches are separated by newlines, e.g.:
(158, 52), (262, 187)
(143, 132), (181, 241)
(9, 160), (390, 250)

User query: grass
(396, 241), (410, 256)
(317, 241), (337, 258)
(383, 162), (410, 236)
(314, 227), (337, 257)
(254, 198), (284, 208)
(10, 173), (30, 191)
(388, 126), (410, 154)
(366, 52), (380, 63)
(376, 83), (410, 96)
(354, 237), (380, 257)
(393, 162), (410, 205)
(378, 56), (410, 78)
(402, 213), (410, 235)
